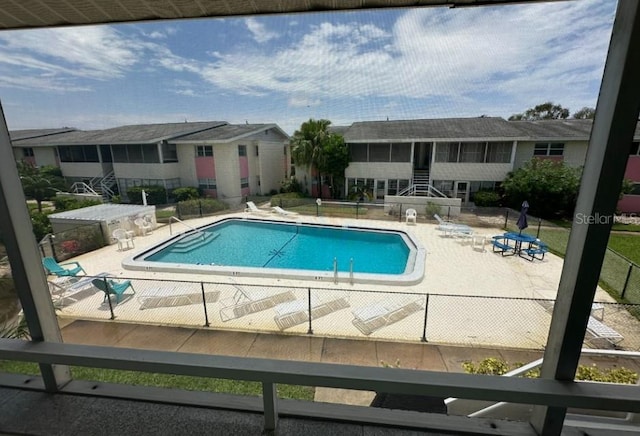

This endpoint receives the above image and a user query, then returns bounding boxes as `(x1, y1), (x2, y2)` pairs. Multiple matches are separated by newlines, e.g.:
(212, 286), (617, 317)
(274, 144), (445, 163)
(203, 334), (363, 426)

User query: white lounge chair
(245, 201), (270, 215)
(405, 208), (417, 224)
(112, 228), (134, 251)
(586, 316), (623, 346)
(139, 289), (220, 310)
(220, 285), (296, 321)
(433, 214), (473, 236)
(272, 206), (299, 217)
(48, 272), (108, 306)
(351, 296), (423, 336)
(274, 294), (350, 330)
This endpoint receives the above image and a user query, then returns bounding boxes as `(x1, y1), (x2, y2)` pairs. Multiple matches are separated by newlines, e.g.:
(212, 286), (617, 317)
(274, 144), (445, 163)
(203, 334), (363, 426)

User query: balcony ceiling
(0, 0), (559, 31)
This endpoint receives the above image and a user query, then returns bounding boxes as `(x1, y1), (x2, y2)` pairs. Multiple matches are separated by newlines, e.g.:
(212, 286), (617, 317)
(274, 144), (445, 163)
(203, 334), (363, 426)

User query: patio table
(503, 232), (537, 254)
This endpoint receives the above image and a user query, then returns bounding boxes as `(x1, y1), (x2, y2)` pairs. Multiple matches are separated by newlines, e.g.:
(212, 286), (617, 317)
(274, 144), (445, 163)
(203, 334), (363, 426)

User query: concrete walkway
(58, 319), (640, 407)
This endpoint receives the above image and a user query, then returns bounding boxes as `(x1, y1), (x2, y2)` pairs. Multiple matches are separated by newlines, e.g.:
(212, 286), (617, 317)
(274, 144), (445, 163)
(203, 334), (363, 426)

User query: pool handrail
(169, 216), (205, 239)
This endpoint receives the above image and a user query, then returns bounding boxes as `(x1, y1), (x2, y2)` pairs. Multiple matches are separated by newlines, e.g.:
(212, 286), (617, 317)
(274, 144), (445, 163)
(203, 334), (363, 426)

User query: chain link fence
(38, 223), (107, 262)
(50, 275), (640, 351)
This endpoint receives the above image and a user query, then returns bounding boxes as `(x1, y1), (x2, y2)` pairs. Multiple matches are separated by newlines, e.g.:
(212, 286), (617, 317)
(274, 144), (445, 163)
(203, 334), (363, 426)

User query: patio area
(48, 208), (626, 351)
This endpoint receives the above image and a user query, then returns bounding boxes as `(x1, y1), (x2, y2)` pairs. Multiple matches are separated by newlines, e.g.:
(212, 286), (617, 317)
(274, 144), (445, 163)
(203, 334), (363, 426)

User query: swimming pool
(123, 218), (426, 285)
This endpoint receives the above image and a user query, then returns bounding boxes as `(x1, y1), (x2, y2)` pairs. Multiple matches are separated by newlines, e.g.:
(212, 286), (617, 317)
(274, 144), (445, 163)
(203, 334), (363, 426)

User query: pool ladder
(333, 257), (354, 285)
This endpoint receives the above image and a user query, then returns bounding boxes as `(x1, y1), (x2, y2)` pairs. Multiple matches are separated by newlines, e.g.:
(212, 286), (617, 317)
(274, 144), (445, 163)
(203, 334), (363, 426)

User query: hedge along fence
(127, 185), (167, 205)
(176, 199), (228, 220)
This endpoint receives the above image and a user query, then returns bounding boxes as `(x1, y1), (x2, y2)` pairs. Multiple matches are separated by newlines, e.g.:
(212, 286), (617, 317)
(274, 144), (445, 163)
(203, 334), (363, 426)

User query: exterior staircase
(71, 171), (118, 202)
(396, 169), (447, 197)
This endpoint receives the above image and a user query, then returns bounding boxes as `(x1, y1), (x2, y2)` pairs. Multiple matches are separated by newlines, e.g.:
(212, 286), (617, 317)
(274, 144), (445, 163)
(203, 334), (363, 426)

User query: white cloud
(0, 26), (148, 91)
(194, 0), (613, 111)
(245, 18), (279, 43)
(288, 96), (321, 107)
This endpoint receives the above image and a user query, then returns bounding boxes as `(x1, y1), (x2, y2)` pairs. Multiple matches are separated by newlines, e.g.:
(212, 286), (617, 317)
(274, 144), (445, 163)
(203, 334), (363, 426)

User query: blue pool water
(144, 219), (410, 274)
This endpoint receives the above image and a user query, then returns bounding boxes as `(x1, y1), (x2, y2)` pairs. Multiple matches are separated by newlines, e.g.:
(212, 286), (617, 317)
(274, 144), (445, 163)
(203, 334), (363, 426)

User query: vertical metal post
(103, 277), (115, 320)
(622, 263), (633, 299)
(421, 294), (430, 342)
(200, 281), (210, 327)
(537, 218), (542, 238)
(307, 288), (313, 335)
(50, 234), (57, 261)
(504, 209), (509, 230)
(532, 3), (640, 434)
(262, 382), (278, 432)
(199, 199), (203, 217)
(399, 204), (403, 222)
(356, 201), (359, 219)
(447, 206), (451, 220)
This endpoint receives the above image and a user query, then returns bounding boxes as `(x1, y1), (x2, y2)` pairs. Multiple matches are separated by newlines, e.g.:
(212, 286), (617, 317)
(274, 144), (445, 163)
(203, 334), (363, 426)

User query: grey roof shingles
(173, 123), (283, 142)
(12, 121), (227, 146)
(343, 117), (525, 142)
(10, 128), (77, 142)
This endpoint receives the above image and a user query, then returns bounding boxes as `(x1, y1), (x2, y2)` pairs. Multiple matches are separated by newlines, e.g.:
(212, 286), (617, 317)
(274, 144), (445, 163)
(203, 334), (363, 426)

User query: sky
(0, 0), (617, 135)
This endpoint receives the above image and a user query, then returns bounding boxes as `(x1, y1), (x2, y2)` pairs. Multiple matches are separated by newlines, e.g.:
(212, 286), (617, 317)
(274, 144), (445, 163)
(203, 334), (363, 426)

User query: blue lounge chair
(42, 257), (86, 277)
(92, 278), (135, 304)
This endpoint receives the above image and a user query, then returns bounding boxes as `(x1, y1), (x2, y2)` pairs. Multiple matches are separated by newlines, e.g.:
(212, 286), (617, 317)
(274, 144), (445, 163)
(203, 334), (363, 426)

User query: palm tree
(290, 119), (332, 198)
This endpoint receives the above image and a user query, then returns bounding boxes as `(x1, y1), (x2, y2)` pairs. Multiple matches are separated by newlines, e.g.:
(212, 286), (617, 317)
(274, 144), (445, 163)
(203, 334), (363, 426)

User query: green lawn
(608, 233), (640, 265)
(0, 360), (315, 401)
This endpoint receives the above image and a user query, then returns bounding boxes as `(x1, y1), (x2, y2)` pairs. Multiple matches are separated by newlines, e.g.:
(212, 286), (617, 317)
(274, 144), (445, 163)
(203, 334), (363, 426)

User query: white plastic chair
(134, 217), (153, 236)
(112, 228), (134, 251)
(405, 208), (417, 224)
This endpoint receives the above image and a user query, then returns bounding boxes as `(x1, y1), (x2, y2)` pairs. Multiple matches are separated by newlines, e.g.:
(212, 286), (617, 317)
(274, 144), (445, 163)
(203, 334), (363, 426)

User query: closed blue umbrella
(517, 201), (529, 234)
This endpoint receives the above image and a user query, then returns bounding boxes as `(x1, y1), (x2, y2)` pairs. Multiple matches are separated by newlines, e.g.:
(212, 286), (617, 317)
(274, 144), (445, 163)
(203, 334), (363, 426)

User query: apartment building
(11, 121), (290, 205)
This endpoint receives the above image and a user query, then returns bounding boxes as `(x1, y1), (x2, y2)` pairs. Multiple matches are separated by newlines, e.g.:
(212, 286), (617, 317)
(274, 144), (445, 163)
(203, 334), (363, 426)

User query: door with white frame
(454, 181), (470, 203)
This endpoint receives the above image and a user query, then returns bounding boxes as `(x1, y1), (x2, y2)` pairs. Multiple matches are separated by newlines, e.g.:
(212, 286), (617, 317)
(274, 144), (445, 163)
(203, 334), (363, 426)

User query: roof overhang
(0, 1), (563, 31)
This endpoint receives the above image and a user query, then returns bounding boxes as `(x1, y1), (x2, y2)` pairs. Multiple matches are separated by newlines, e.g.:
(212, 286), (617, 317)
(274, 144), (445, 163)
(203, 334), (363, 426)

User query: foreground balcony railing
(1, 338), (639, 434)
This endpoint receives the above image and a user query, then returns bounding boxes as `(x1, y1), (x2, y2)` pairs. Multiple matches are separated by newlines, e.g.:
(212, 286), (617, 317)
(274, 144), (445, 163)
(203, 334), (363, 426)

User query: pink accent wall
(239, 156), (249, 196)
(195, 157), (215, 178)
(239, 156), (249, 177)
(618, 195), (640, 213)
(624, 156), (640, 181)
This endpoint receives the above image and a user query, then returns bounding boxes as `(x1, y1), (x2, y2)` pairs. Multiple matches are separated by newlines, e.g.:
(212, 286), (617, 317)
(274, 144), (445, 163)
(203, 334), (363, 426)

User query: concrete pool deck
(50, 208), (620, 350)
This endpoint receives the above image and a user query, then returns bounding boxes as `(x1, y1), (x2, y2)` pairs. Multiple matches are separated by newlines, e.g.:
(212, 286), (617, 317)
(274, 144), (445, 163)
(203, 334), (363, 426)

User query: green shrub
(462, 357), (510, 375)
(30, 211), (52, 241)
(177, 199), (228, 217)
(53, 197), (101, 211)
(127, 185), (166, 205)
(280, 177), (303, 193)
(172, 187), (200, 202)
(270, 192), (306, 208)
(463, 357), (638, 384)
(473, 190), (501, 207)
(425, 202), (440, 218)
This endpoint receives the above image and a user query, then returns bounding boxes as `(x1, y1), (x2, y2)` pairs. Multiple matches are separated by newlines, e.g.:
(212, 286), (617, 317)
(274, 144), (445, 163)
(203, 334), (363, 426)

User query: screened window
(390, 143), (411, 162)
(349, 144), (368, 162)
(486, 142), (512, 163)
(629, 183), (640, 195)
(197, 145), (213, 157)
(162, 143), (178, 162)
(534, 142), (564, 156)
(369, 143), (390, 162)
(255, 146), (259, 156)
(238, 145), (247, 156)
(240, 177), (249, 188)
(22, 147), (34, 157)
(58, 145), (100, 162)
(459, 142), (484, 163)
(435, 143), (459, 162)
(142, 144), (160, 163)
(198, 178), (217, 189)
(128, 145), (143, 163)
